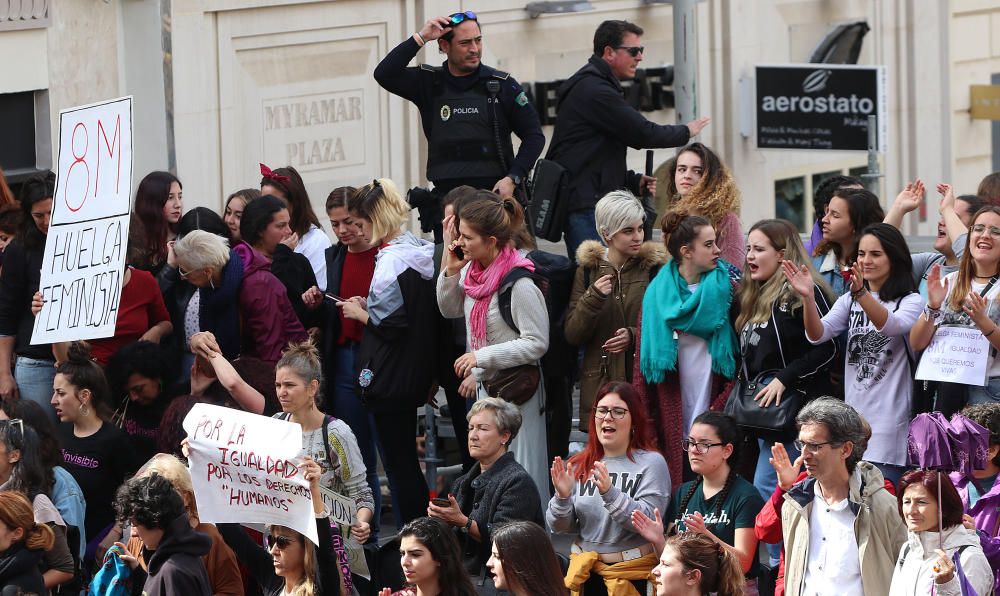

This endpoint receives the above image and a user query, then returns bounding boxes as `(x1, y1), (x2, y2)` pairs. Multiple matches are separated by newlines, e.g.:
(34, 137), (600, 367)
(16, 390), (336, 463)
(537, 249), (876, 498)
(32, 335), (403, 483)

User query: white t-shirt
(802, 481), (863, 596)
(811, 291), (924, 465)
(936, 272), (1000, 380)
(677, 283), (713, 437)
(295, 225), (332, 291)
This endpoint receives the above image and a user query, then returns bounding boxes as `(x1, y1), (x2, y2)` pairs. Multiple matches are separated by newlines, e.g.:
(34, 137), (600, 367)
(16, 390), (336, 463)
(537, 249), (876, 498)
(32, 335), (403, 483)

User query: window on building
(775, 176), (806, 230)
(0, 92), (37, 173)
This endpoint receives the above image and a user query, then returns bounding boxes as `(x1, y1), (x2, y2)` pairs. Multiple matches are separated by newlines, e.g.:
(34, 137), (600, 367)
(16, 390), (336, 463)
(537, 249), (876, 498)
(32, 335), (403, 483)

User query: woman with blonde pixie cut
(126, 454), (244, 595)
(566, 190), (666, 426)
(346, 179), (438, 527)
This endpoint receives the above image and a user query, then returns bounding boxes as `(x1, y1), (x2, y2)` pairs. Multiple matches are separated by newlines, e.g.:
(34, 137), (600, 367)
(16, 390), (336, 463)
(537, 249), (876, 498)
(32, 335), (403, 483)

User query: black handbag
(527, 159), (569, 242)
(725, 308), (809, 436)
(725, 368), (807, 435)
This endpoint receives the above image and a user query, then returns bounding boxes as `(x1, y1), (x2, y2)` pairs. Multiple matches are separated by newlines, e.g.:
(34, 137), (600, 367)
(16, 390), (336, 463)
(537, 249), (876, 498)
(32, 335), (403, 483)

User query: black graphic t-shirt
(58, 422), (139, 542)
(667, 475), (764, 576)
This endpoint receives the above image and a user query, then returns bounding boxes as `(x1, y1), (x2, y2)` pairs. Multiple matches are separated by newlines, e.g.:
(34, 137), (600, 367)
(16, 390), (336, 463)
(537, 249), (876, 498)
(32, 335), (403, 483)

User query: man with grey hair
(758, 397), (905, 596)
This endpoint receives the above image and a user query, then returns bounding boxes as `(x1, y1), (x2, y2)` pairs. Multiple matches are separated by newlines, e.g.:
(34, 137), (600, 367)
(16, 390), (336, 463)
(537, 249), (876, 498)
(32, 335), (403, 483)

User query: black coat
(545, 56), (691, 213)
(0, 542), (45, 595)
(451, 451), (544, 586)
(0, 239), (50, 360)
(131, 512), (212, 596)
(271, 244), (319, 328)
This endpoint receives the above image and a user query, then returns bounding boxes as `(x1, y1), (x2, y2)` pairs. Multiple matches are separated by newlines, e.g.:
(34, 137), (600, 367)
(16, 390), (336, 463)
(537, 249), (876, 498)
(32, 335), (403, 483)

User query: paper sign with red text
(183, 403), (319, 545)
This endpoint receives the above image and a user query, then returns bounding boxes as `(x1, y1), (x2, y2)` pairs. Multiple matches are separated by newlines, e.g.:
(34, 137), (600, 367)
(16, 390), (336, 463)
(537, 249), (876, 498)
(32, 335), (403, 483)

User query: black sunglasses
(266, 534), (296, 550)
(449, 11), (477, 25)
(615, 45), (644, 57)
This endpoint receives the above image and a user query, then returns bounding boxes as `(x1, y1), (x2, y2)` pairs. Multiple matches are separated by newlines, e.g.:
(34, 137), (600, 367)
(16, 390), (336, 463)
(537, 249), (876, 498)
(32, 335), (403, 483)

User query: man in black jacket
(374, 12), (544, 199)
(546, 20), (710, 259)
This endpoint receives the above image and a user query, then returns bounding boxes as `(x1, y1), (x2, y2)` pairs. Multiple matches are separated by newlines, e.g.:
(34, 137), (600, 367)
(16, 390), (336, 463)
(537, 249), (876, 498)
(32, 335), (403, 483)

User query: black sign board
(755, 64), (886, 151)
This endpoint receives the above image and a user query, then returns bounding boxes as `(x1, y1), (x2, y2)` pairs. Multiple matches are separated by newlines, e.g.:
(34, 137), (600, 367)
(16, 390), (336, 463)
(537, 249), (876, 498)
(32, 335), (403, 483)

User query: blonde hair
(735, 219), (832, 332)
(271, 525), (318, 596)
(348, 178), (410, 242)
(143, 453), (199, 519)
(174, 229), (231, 271)
(595, 190), (645, 241)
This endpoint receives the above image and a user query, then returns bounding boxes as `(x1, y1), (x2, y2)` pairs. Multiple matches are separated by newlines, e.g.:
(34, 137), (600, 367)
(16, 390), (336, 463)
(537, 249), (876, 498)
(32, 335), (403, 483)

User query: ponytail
(24, 521), (55, 552)
(661, 213), (711, 262)
(457, 190), (526, 248)
(666, 532), (745, 596)
(56, 342), (112, 420)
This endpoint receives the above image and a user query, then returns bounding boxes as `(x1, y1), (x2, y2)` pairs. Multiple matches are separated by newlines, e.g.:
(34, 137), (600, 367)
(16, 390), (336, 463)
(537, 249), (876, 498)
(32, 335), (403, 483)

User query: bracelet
(923, 305), (943, 323)
(850, 287), (868, 299)
(986, 326), (998, 339)
(414, 31), (426, 45)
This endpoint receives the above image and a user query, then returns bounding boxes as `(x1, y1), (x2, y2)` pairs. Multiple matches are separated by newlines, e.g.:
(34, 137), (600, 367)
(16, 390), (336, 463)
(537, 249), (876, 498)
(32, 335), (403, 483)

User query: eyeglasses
(793, 439), (839, 454)
(971, 223), (1000, 239)
(595, 406), (629, 420)
(681, 439), (724, 454)
(449, 11), (477, 25)
(266, 534), (296, 550)
(615, 46), (644, 57)
(178, 266), (192, 279)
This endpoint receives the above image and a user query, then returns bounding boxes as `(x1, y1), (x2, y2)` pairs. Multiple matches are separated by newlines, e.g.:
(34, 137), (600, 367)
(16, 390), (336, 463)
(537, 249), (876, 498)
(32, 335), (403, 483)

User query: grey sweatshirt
(546, 449), (671, 553)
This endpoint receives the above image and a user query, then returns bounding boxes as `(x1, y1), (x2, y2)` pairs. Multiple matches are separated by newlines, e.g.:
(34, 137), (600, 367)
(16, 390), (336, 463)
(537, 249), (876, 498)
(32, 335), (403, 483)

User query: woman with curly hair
(666, 143), (744, 267)
(110, 472), (212, 595)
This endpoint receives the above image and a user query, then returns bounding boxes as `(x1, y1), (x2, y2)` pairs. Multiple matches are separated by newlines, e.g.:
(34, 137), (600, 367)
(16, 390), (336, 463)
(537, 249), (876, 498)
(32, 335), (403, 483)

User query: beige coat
(781, 461), (907, 596)
(564, 240), (666, 428)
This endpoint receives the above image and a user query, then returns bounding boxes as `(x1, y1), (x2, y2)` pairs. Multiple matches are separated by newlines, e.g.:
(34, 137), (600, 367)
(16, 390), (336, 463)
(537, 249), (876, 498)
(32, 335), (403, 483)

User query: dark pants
(564, 209), (600, 262)
(331, 343), (382, 538)
(439, 340), (474, 471)
(546, 374), (573, 462)
(373, 408), (429, 529)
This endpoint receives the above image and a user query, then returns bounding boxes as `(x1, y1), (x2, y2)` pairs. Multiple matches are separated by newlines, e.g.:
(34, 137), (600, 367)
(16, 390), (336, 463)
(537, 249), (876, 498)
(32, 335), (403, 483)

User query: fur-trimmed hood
(575, 240), (667, 271)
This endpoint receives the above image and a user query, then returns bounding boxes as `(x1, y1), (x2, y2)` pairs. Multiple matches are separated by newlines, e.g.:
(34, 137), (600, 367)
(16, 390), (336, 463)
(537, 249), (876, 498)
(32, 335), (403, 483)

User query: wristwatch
(461, 516), (473, 534)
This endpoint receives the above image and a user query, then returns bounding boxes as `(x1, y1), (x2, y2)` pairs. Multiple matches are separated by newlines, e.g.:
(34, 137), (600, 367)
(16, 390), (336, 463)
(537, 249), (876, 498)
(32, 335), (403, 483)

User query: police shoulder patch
(490, 70), (510, 81)
(515, 91), (529, 107)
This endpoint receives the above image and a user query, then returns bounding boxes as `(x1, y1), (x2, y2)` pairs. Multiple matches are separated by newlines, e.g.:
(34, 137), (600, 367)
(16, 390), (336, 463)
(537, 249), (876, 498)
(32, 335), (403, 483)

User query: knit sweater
(436, 265), (549, 379)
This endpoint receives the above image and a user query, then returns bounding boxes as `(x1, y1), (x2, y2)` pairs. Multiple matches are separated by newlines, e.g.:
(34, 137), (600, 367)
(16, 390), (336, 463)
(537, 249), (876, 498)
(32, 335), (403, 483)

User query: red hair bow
(259, 163), (291, 184)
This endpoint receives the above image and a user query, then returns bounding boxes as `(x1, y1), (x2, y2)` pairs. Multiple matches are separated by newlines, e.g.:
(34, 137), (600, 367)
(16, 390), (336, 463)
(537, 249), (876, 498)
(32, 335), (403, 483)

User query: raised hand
(782, 260), (814, 299)
(893, 179), (925, 215)
(926, 264), (949, 310)
(591, 461), (611, 495)
(770, 442), (803, 491)
(418, 16), (454, 43)
(963, 291), (991, 329)
(937, 183), (956, 212)
(848, 261), (865, 293)
(686, 116), (711, 137)
(630, 509), (665, 545)
(550, 456), (577, 499)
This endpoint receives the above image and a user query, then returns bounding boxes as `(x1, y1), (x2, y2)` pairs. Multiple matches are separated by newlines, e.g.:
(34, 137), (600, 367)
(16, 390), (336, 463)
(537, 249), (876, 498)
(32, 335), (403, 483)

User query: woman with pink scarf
(437, 191), (550, 504)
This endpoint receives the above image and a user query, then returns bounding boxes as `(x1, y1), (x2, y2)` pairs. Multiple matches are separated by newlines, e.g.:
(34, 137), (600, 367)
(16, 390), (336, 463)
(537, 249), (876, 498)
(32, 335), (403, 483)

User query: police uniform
(374, 36), (545, 194)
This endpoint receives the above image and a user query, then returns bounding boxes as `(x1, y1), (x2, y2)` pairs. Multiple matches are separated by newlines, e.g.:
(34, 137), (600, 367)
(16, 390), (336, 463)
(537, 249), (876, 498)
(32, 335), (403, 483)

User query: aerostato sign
(755, 64), (887, 151)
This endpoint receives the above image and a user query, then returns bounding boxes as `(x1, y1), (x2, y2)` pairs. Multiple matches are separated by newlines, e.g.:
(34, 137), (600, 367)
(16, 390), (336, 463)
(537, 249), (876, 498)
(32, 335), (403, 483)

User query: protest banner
(915, 326), (990, 386)
(183, 403), (319, 545)
(317, 487), (371, 579)
(31, 96), (134, 345)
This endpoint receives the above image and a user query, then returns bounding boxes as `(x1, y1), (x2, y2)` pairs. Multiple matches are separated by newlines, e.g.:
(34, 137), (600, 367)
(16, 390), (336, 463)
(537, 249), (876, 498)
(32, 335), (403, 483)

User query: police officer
(374, 12), (544, 199)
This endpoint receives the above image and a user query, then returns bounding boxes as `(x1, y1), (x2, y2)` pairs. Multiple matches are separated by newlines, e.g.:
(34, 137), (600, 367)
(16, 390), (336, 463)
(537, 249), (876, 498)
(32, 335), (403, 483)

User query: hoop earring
(79, 402), (90, 418)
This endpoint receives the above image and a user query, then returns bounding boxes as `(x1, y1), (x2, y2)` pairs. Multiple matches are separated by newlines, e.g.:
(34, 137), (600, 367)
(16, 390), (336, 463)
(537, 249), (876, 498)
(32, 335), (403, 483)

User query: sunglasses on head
(449, 11), (477, 25)
(266, 534), (296, 550)
(615, 45), (644, 57)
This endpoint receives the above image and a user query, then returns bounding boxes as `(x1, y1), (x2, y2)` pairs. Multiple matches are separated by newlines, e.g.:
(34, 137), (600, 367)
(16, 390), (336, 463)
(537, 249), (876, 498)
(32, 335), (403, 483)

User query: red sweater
(90, 267), (170, 365)
(338, 246), (378, 345)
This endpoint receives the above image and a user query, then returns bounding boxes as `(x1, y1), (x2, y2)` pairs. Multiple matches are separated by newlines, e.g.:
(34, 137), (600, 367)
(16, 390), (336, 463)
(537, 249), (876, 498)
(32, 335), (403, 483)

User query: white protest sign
(183, 403), (319, 545)
(915, 326), (991, 386)
(32, 96), (134, 345)
(317, 487), (371, 579)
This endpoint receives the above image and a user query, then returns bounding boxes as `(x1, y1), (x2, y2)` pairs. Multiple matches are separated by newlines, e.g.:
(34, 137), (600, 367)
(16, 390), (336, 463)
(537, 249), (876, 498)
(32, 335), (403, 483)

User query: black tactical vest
(424, 65), (516, 183)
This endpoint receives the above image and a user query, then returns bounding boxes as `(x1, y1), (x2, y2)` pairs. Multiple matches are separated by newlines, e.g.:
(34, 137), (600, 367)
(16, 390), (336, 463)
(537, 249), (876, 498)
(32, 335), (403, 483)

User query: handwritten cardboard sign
(183, 403), (319, 545)
(915, 326), (991, 386)
(317, 487), (370, 579)
(31, 96), (134, 345)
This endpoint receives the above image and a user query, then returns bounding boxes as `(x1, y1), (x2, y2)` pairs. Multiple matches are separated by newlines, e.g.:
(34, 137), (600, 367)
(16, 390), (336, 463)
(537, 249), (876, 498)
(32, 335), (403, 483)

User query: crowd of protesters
(4, 12), (1000, 596)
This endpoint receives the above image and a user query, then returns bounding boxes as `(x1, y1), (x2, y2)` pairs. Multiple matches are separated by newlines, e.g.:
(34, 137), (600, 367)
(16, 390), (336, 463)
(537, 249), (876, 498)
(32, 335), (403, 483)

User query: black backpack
(497, 250), (577, 377)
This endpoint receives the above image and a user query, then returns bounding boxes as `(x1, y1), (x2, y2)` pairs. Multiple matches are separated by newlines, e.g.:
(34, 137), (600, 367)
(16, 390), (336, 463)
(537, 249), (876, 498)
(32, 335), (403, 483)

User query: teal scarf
(640, 260), (737, 383)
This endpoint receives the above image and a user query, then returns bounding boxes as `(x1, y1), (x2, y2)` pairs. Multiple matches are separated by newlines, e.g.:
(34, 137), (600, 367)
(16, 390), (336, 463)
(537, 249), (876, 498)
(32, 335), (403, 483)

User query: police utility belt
(571, 541), (655, 564)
